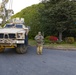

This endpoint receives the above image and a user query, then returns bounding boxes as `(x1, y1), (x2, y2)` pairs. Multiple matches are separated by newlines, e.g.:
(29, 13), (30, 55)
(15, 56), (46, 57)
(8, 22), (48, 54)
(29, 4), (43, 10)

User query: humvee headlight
(17, 33), (23, 38)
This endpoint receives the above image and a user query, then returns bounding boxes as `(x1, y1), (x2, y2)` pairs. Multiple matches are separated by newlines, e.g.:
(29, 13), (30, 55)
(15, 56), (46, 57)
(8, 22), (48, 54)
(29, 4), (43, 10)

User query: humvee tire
(0, 48), (5, 53)
(16, 44), (27, 54)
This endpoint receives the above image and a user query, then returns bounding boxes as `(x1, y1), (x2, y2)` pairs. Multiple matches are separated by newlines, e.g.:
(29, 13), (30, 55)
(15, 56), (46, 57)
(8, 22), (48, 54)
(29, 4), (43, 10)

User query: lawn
(28, 39), (76, 50)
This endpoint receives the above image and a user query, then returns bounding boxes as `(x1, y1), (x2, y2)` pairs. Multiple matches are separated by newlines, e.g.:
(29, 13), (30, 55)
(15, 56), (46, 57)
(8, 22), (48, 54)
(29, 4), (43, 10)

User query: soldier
(35, 32), (44, 55)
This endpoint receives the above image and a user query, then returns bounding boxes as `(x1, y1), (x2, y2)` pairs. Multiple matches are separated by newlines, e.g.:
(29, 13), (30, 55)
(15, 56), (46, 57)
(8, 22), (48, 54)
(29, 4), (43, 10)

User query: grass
(44, 43), (76, 50)
(28, 39), (36, 46)
(28, 39), (76, 50)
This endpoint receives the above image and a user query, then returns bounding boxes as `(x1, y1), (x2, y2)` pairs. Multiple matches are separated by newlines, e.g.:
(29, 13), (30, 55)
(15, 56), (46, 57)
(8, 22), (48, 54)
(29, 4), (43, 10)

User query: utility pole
(0, 0), (13, 26)
(0, 0), (8, 25)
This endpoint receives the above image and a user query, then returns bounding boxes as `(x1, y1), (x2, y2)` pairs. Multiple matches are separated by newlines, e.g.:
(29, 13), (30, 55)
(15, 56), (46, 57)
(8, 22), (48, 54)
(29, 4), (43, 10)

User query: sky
(7, 0), (41, 14)
(0, 0), (41, 14)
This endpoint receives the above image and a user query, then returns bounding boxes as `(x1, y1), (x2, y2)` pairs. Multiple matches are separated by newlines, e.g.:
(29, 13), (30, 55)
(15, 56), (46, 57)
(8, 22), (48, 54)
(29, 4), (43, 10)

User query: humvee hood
(0, 28), (25, 33)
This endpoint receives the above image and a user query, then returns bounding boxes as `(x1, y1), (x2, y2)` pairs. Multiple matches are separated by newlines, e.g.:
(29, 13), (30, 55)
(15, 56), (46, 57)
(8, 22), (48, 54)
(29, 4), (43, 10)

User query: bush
(49, 36), (58, 43)
(74, 38), (76, 42)
(56, 40), (66, 44)
(45, 36), (50, 40)
(44, 36), (58, 44)
(44, 40), (51, 44)
(65, 37), (74, 44)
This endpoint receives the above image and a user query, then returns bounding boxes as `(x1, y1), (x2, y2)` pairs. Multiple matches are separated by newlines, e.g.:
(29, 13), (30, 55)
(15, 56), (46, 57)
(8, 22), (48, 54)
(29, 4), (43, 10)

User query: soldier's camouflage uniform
(35, 33), (44, 54)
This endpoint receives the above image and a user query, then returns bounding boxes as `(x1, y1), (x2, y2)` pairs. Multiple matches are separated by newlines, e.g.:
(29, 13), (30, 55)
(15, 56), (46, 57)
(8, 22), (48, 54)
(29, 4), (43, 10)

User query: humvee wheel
(0, 48), (5, 53)
(16, 45), (27, 54)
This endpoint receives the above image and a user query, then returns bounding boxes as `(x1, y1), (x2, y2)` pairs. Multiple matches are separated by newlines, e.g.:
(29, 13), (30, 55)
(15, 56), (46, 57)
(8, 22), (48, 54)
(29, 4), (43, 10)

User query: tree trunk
(59, 32), (62, 42)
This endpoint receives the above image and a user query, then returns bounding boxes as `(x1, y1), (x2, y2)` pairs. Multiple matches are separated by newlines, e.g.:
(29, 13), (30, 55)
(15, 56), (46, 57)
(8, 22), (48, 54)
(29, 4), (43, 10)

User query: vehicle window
(5, 24), (15, 28)
(16, 24), (23, 28)
(5, 24), (23, 28)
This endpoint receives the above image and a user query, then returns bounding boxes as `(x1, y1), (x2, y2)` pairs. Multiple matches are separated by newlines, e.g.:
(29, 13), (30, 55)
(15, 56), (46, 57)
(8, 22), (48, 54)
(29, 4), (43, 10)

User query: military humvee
(0, 18), (29, 54)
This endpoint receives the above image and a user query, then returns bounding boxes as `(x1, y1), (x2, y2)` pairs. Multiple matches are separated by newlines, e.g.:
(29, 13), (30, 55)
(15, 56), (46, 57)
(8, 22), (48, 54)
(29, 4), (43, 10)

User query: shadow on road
(1, 46), (36, 55)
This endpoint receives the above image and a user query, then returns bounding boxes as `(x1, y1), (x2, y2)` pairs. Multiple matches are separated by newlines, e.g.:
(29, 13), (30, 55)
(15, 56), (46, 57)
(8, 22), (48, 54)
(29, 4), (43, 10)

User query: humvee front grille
(9, 34), (15, 38)
(0, 34), (4, 38)
(5, 34), (8, 38)
(0, 34), (15, 39)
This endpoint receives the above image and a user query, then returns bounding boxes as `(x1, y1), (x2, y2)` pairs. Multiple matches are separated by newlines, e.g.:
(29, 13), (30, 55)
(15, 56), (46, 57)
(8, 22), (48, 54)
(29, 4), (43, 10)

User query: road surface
(0, 46), (76, 75)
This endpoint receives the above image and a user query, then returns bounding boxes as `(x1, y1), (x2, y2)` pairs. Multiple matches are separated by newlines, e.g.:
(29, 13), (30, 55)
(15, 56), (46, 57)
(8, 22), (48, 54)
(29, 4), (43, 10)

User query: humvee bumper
(0, 44), (17, 48)
(0, 39), (24, 44)
(0, 39), (25, 48)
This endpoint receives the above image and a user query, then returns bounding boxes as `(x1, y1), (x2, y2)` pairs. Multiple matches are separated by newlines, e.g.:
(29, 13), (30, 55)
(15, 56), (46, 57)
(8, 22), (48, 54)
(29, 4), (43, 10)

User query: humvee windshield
(5, 24), (23, 28)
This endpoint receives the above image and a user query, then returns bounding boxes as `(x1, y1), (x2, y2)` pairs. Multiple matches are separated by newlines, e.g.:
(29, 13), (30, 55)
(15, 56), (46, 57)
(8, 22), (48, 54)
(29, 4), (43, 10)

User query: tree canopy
(12, 4), (44, 38)
(12, 0), (76, 40)
(39, 0), (76, 41)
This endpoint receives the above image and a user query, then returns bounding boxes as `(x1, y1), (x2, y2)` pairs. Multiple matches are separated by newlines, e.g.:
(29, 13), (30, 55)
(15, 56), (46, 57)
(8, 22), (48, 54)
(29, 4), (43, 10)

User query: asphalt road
(0, 46), (76, 75)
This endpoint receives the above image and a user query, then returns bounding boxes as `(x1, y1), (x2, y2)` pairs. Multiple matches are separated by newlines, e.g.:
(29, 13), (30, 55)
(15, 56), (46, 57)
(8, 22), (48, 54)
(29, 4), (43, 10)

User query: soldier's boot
(39, 46), (43, 55)
(37, 46), (40, 55)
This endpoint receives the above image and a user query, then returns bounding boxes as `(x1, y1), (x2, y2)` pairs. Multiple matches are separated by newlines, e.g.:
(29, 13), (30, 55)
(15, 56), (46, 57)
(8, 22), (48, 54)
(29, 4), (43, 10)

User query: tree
(39, 0), (76, 41)
(12, 4), (43, 38)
